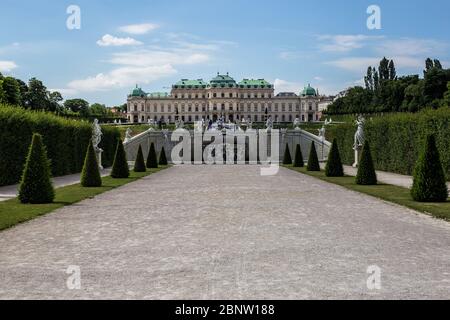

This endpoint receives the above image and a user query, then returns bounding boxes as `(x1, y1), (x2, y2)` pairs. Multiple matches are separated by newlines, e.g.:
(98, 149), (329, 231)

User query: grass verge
(0, 166), (169, 231)
(284, 165), (450, 221)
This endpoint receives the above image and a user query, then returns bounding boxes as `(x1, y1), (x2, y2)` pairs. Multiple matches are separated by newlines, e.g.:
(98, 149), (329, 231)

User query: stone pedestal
(96, 149), (104, 170)
(352, 147), (361, 168)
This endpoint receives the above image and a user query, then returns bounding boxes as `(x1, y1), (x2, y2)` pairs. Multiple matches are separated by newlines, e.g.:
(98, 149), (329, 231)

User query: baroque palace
(126, 73), (324, 124)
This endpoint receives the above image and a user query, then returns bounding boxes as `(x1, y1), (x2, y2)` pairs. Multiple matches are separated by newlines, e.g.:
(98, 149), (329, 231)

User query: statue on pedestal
(124, 128), (132, 143)
(352, 115), (365, 167)
(293, 117), (301, 130)
(92, 119), (103, 169)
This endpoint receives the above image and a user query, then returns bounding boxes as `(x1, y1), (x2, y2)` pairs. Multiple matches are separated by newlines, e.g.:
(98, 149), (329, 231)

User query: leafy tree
(80, 141), (102, 187)
(411, 135), (448, 202)
(293, 144), (304, 167)
(325, 138), (344, 177)
(64, 98), (90, 114)
(2, 76), (21, 105)
(355, 142), (377, 185)
(159, 146), (168, 165)
(111, 139), (130, 178)
(282, 143), (292, 165)
(306, 141), (320, 171)
(133, 144), (146, 172)
(388, 59), (396, 80)
(48, 91), (63, 113)
(24, 78), (49, 110)
(442, 82), (450, 107)
(90, 103), (108, 116)
(424, 67), (447, 104)
(0, 80), (5, 104)
(18, 133), (55, 203)
(146, 143), (158, 168)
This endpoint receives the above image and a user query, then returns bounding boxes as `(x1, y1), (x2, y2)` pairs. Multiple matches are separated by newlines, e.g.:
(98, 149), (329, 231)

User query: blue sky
(0, 0), (449, 106)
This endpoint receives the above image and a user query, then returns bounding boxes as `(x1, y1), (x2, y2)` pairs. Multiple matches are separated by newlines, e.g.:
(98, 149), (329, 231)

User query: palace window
(213, 93), (217, 98)
(221, 93), (225, 98)
(309, 102), (313, 111)
(296, 104), (300, 111)
(282, 115), (285, 122)
(221, 104), (225, 111)
(288, 103), (292, 112)
(195, 106), (199, 112)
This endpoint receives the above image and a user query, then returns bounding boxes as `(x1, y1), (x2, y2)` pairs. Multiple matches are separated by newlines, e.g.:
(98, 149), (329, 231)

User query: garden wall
(0, 105), (120, 186)
(325, 108), (450, 178)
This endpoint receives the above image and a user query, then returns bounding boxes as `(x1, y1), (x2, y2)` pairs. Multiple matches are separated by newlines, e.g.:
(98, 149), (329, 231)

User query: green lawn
(0, 166), (169, 231)
(284, 165), (450, 221)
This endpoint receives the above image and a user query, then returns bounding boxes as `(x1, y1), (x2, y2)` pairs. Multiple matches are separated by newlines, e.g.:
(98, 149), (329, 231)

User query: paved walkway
(0, 165), (449, 299)
(320, 164), (450, 191)
(0, 169), (112, 202)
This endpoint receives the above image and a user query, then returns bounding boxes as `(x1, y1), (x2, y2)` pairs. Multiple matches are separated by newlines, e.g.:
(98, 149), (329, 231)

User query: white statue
(293, 117), (301, 130)
(265, 117), (273, 131)
(118, 119), (122, 124)
(92, 119), (103, 152)
(353, 115), (365, 150)
(175, 119), (184, 129)
(124, 128), (132, 143)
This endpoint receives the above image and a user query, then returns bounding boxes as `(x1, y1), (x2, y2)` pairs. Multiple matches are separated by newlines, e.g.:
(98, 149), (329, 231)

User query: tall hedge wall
(325, 108), (450, 178)
(0, 105), (120, 186)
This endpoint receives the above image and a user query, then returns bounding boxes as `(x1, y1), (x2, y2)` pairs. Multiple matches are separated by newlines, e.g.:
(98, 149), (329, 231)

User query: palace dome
(130, 85), (146, 97)
(301, 84), (317, 96)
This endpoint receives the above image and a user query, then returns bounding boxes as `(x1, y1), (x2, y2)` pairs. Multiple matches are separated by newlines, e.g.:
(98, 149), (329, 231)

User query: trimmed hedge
(411, 135), (448, 202)
(325, 138), (344, 177)
(111, 139), (130, 178)
(326, 108), (450, 179)
(356, 142), (377, 185)
(134, 144), (146, 172)
(159, 146), (168, 165)
(283, 143), (292, 165)
(0, 105), (120, 186)
(80, 141), (102, 187)
(18, 133), (55, 204)
(307, 141), (320, 171)
(146, 143), (158, 168)
(293, 144), (304, 167)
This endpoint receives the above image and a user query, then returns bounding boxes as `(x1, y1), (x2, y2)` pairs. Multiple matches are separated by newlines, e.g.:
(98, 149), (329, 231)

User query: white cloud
(274, 79), (303, 94)
(318, 34), (383, 53)
(377, 38), (447, 57)
(119, 23), (159, 35)
(314, 76), (324, 81)
(0, 60), (18, 72)
(67, 65), (177, 92)
(325, 57), (380, 73)
(97, 34), (143, 47)
(109, 50), (210, 66)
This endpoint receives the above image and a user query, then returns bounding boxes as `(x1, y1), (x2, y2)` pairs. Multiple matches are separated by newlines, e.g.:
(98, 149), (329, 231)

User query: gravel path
(0, 165), (449, 299)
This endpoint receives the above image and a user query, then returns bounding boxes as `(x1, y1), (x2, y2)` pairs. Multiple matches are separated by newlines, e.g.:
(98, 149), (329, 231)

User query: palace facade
(126, 73), (323, 124)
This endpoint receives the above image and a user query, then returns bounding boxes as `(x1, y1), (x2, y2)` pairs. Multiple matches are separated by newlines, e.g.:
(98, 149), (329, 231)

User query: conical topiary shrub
(159, 146), (168, 165)
(18, 133), (55, 204)
(146, 143), (158, 168)
(293, 144), (304, 167)
(325, 138), (344, 177)
(283, 143), (292, 165)
(355, 141), (377, 185)
(411, 135), (448, 202)
(134, 144), (146, 172)
(111, 139), (130, 178)
(80, 141), (102, 187)
(307, 141), (320, 171)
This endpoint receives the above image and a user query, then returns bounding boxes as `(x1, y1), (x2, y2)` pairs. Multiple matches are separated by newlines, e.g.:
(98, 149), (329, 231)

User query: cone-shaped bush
(18, 133), (55, 203)
(307, 141), (320, 171)
(411, 135), (448, 202)
(293, 144), (304, 167)
(111, 139), (130, 178)
(133, 144), (146, 172)
(159, 146), (168, 165)
(325, 138), (344, 177)
(80, 141), (102, 187)
(356, 141), (377, 185)
(146, 143), (158, 168)
(283, 143), (292, 165)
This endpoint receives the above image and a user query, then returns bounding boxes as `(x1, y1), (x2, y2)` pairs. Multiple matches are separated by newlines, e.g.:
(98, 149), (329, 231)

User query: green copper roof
(301, 84), (317, 96)
(148, 92), (169, 98)
(173, 79), (208, 89)
(238, 79), (272, 89)
(130, 85), (146, 97)
(210, 73), (237, 88)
